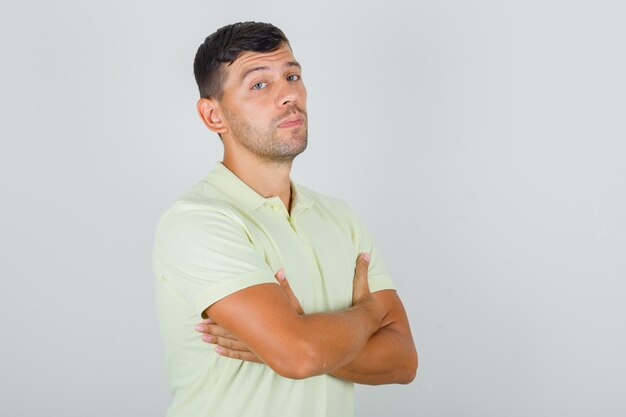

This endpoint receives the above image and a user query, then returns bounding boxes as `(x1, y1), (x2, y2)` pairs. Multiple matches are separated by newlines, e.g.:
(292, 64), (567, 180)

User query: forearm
(330, 290), (417, 385)
(269, 299), (383, 379)
(201, 256), (393, 380)
(330, 325), (418, 385)
(204, 282), (386, 380)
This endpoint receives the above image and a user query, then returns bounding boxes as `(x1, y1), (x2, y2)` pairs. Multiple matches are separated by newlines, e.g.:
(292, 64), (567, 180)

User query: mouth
(277, 115), (304, 128)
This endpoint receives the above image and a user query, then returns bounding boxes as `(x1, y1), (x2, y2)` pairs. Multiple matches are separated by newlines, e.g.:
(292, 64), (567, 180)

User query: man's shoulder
(156, 178), (245, 232)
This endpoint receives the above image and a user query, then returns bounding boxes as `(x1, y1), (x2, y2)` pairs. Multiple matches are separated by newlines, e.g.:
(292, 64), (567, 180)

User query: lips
(278, 115), (304, 128)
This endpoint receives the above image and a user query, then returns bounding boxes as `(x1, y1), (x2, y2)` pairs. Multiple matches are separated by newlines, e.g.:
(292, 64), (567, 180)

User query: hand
(197, 316), (263, 363)
(195, 253), (372, 361)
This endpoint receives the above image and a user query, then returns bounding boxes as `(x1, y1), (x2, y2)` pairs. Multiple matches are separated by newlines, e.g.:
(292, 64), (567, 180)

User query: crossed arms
(195, 253), (418, 384)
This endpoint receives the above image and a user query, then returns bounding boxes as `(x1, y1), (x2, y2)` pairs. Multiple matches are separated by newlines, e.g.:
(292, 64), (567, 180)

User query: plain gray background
(1, 1), (625, 416)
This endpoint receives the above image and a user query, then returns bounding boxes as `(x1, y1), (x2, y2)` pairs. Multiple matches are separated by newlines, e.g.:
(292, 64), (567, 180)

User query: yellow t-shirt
(153, 161), (395, 417)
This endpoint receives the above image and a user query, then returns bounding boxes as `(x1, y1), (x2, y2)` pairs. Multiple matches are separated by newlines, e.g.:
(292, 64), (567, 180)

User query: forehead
(226, 44), (298, 79)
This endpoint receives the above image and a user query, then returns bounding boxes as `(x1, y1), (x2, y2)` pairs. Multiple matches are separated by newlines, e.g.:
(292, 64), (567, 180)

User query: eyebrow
(240, 61), (302, 82)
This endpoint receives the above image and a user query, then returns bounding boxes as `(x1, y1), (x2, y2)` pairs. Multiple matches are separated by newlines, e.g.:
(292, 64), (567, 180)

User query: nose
(276, 78), (303, 107)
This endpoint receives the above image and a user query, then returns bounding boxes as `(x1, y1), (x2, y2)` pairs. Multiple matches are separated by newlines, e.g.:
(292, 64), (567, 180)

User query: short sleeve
(340, 201), (396, 293)
(152, 202), (277, 317)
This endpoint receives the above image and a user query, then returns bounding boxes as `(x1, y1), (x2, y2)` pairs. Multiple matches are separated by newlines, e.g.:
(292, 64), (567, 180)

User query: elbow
(271, 358), (317, 380)
(398, 367), (417, 385)
(265, 341), (322, 380)
(397, 349), (418, 385)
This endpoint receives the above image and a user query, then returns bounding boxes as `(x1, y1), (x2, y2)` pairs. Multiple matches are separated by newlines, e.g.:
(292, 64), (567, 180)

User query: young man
(152, 21), (417, 417)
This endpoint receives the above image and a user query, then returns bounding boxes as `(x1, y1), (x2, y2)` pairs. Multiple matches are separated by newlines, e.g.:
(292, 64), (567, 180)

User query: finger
(201, 333), (252, 352)
(352, 252), (371, 305)
(214, 346), (263, 364)
(195, 323), (235, 338)
(275, 269), (305, 315)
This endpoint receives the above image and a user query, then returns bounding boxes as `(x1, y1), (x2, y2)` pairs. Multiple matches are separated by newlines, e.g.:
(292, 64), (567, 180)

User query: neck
(222, 150), (294, 213)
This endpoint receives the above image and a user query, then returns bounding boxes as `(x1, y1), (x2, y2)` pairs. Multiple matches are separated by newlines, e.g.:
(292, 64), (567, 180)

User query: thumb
(275, 268), (305, 315)
(352, 252), (371, 306)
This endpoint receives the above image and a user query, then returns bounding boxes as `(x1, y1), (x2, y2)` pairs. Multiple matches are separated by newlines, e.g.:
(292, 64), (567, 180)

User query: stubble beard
(224, 107), (308, 164)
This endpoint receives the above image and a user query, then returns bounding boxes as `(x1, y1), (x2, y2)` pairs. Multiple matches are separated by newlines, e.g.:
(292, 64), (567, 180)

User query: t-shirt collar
(206, 161), (314, 213)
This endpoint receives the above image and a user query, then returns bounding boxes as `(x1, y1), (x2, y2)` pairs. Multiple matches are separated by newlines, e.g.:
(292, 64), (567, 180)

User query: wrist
(358, 296), (385, 334)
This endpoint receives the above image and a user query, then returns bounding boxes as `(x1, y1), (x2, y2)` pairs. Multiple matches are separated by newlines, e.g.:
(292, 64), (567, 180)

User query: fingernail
(363, 253), (371, 263)
(215, 346), (224, 354)
(277, 269), (286, 280)
(195, 325), (203, 332)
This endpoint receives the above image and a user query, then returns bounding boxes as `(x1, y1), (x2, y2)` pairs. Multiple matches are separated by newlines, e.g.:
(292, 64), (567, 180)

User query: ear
(197, 98), (228, 134)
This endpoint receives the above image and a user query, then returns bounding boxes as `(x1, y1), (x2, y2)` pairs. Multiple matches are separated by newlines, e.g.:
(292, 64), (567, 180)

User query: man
(152, 21), (417, 417)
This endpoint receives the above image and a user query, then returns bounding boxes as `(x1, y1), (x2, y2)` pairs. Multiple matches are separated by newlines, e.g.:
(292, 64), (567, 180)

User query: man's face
(218, 43), (308, 163)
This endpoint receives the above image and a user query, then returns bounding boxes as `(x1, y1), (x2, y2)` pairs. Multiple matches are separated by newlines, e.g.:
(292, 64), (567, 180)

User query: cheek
(234, 101), (267, 123)
(243, 108), (276, 131)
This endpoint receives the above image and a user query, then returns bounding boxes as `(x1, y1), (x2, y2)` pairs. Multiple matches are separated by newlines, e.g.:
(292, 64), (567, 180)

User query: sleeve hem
(193, 273), (278, 318)
(368, 273), (396, 293)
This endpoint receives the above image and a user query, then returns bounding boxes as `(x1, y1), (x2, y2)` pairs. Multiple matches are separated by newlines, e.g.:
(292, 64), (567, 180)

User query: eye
(287, 74), (301, 82)
(251, 82), (268, 90)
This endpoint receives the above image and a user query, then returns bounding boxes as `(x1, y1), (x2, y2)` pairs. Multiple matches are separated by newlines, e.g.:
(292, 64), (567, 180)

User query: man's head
(194, 22), (308, 164)
(194, 22), (289, 101)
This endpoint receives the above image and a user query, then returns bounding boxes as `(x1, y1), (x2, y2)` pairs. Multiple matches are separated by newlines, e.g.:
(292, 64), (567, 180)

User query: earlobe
(197, 98), (227, 134)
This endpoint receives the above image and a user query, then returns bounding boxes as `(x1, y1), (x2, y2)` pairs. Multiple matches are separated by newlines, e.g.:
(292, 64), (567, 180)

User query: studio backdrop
(1, 1), (624, 416)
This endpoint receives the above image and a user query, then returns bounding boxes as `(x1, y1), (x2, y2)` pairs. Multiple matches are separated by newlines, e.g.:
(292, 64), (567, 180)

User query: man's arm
(202, 254), (387, 380)
(329, 289), (417, 385)
(198, 273), (418, 385)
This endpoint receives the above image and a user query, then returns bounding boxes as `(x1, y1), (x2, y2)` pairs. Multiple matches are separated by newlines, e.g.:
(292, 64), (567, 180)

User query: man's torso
(153, 161), (394, 417)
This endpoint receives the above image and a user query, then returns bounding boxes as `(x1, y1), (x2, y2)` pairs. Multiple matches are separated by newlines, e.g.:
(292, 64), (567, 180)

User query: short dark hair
(193, 22), (290, 100)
